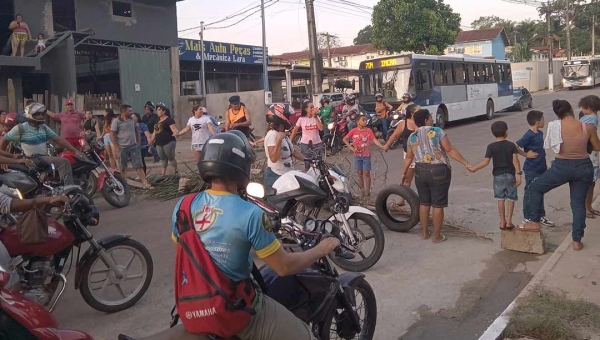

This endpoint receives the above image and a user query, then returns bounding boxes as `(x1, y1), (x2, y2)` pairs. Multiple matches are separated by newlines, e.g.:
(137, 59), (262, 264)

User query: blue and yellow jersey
(171, 189), (280, 282)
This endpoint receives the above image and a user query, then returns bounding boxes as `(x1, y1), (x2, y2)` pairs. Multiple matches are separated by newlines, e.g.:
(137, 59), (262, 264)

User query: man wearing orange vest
(225, 95), (252, 138)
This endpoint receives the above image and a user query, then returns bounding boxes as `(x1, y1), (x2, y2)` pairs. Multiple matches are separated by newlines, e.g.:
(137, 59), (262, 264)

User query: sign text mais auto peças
(178, 39), (267, 65)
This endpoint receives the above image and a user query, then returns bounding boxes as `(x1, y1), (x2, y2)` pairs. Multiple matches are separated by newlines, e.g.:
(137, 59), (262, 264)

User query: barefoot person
(468, 121), (522, 230)
(520, 100), (600, 251)
(403, 109), (472, 243)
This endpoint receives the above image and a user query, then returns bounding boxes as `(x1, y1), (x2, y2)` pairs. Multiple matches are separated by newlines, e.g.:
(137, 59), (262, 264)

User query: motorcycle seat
(118, 325), (239, 340)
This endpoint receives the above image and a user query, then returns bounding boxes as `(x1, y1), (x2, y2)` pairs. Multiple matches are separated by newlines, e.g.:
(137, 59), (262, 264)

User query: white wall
(511, 60), (564, 92)
(206, 90), (267, 137)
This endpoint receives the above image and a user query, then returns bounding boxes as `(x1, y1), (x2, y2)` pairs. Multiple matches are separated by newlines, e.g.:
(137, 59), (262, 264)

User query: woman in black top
(149, 103), (179, 175)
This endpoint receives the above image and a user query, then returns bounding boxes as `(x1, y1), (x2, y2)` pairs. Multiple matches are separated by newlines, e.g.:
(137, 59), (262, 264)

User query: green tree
(317, 32), (341, 51)
(471, 16), (516, 45)
(334, 79), (353, 91)
(354, 25), (373, 45)
(510, 42), (533, 62)
(371, 0), (461, 55)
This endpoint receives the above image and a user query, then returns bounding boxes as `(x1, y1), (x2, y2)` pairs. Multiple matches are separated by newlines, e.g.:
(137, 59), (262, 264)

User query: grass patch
(505, 289), (600, 340)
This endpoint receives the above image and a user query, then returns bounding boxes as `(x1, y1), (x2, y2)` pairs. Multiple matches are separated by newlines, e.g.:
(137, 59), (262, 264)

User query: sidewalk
(480, 196), (600, 339)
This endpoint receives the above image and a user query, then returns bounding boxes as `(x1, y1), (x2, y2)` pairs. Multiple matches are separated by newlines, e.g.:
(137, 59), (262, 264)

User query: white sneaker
(540, 217), (555, 227)
(522, 219), (530, 224)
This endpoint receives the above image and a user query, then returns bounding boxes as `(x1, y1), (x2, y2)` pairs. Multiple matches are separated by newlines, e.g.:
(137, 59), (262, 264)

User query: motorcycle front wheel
(329, 213), (385, 272)
(79, 238), (154, 313)
(81, 172), (98, 197)
(101, 173), (131, 208)
(319, 280), (377, 340)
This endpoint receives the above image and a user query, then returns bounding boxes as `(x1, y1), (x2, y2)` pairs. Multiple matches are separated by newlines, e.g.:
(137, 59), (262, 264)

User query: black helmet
(144, 101), (155, 111)
(199, 131), (255, 187)
(320, 96), (330, 104)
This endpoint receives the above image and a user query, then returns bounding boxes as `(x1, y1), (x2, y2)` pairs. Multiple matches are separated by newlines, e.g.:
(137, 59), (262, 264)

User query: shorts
(354, 156), (372, 171)
(103, 133), (113, 146)
(191, 143), (204, 152)
(414, 163), (451, 208)
(120, 144), (143, 169)
(493, 173), (518, 201)
(403, 151), (416, 169)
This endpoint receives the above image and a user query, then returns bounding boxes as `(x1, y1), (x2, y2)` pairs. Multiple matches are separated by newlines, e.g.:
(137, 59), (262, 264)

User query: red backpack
(173, 194), (256, 337)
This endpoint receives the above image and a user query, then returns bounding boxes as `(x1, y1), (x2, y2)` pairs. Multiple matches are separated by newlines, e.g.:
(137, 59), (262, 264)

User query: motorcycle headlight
(393, 114), (399, 120)
(327, 122), (335, 130)
(11, 188), (22, 200)
(587, 77), (593, 82)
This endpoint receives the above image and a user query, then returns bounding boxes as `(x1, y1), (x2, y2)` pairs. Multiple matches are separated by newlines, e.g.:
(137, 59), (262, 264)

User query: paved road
(54, 88), (598, 340)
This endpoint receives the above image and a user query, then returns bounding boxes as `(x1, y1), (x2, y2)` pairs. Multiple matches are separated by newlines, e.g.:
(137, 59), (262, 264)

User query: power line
(177, 0), (273, 32)
(325, 0), (373, 11)
(314, 2), (371, 19)
(207, 0), (280, 30)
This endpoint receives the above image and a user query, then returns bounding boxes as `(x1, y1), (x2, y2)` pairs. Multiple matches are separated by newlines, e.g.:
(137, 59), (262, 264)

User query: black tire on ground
(100, 173), (131, 208)
(79, 238), (154, 313)
(319, 279), (377, 340)
(330, 137), (341, 156)
(519, 101), (525, 111)
(435, 107), (446, 129)
(529, 99), (533, 109)
(485, 100), (495, 120)
(329, 213), (385, 272)
(375, 184), (420, 232)
(83, 173), (98, 197)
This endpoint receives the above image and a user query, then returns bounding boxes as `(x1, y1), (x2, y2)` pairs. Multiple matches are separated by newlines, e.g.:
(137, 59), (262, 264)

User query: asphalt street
(53, 87), (599, 340)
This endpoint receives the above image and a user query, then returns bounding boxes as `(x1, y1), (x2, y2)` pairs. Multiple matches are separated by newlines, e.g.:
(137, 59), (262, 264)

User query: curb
(478, 194), (600, 339)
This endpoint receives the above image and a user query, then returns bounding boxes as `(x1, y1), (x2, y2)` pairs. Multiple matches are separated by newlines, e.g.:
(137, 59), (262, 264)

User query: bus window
(454, 63), (466, 84)
(469, 64), (480, 83)
(416, 69), (432, 91)
(483, 64), (492, 82)
(491, 64), (499, 83)
(505, 64), (512, 82)
(434, 62), (444, 86)
(444, 62), (455, 85)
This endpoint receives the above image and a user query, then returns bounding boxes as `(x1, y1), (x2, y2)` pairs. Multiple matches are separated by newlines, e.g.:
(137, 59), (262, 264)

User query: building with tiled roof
(272, 43), (403, 69)
(445, 28), (509, 60)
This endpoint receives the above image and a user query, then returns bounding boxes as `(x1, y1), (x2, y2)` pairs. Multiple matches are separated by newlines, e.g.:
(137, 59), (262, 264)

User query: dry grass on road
(505, 289), (600, 340)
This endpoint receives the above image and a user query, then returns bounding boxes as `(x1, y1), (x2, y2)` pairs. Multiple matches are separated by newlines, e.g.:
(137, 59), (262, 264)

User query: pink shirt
(55, 111), (85, 139)
(347, 127), (375, 157)
(12, 22), (28, 34)
(296, 116), (322, 145)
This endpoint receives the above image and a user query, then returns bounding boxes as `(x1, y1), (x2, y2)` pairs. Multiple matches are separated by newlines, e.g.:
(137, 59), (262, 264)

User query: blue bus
(358, 54), (514, 128)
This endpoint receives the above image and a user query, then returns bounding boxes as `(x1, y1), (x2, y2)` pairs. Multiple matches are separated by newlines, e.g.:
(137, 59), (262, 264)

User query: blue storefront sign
(178, 38), (267, 64)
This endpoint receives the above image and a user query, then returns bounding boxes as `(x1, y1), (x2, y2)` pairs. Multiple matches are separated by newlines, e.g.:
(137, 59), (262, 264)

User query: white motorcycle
(249, 144), (385, 272)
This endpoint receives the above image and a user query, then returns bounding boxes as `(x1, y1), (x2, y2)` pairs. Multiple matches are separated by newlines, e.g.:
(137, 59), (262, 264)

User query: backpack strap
(175, 193), (197, 236)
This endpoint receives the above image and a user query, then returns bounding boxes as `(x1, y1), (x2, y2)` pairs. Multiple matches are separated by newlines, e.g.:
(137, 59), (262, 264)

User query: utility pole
(199, 21), (206, 96)
(305, 0), (321, 100)
(321, 32), (333, 67)
(547, 1), (554, 91)
(593, 14), (596, 57)
(260, 0), (269, 92)
(566, 0), (572, 60)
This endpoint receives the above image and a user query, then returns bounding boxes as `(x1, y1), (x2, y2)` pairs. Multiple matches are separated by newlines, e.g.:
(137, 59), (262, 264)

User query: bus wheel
(485, 100), (495, 120)
(435, 107), (446, 129)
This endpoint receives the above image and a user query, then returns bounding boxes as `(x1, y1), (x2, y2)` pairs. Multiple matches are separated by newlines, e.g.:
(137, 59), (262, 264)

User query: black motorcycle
(118, 216), (377, 340)
(385, 111), (405, 151)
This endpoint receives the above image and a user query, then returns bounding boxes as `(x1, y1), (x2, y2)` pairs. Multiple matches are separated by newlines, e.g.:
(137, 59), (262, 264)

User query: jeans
(493, 173), (518, 201)
(40, 155), (74, 185)
(300, 142), (322, 170)
(149, 144), (160, 161)
(525, 158), (593, 242)
(523, 170), (546, 218)
(263, 168), (281, 188)
(379, 117), (388, 137)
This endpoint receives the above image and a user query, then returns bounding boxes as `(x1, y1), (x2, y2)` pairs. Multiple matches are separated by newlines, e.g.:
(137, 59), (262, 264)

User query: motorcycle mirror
(0, 264), (10, 289)
(246, 182), (265, 198)
(308, 140), (314, 149)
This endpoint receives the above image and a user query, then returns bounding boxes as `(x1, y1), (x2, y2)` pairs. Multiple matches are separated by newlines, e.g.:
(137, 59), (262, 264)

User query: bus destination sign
(363, 56), (409, 70)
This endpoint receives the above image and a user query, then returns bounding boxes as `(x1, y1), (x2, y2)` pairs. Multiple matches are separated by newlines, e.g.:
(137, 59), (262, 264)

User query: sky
(176, 0), (541, 55)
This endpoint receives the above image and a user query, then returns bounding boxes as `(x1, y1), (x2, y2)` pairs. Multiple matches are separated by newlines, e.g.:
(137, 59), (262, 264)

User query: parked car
(317, 92), (345, 108)
(511, 87), (533, 111)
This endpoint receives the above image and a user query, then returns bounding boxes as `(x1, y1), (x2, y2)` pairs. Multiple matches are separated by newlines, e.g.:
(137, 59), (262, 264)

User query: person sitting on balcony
(35, 33), (46, 54)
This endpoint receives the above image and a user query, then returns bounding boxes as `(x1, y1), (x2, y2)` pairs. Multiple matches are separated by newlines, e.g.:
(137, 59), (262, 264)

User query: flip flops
(433, 235), (447, 244)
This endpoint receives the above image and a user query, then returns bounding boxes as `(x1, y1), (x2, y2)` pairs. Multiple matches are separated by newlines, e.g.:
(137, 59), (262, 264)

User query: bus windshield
(563, 65), (590, 79)
(360, 69), (413, 100)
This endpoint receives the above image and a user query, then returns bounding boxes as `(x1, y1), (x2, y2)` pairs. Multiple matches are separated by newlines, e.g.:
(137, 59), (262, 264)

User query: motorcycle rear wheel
(79, 238), (153, 313)
(329, 213), (384, 272)
(319, 280), (377, 340)
(101, 173), (131, 208)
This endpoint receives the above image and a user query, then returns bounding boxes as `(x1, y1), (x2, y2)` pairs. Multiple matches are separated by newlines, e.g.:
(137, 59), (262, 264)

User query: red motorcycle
(0, 185), (153, 313)
(323, 109), (356, 155)
(57, 138), (131, 208)
(0, 264), (94, 339)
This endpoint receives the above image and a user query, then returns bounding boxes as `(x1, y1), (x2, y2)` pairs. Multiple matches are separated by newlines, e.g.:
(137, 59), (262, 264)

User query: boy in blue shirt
(516, 110), (555, 227)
